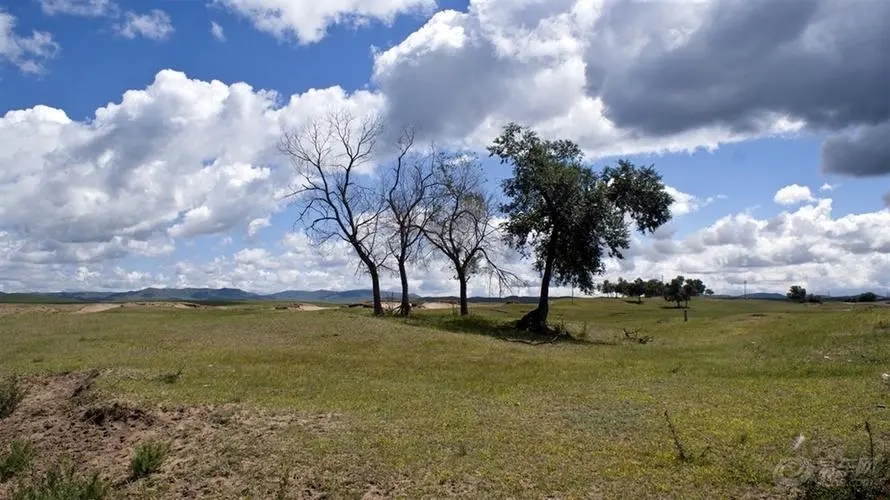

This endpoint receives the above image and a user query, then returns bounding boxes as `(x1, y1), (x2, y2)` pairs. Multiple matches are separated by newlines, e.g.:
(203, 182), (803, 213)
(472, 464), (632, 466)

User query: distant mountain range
(0, 287), (883, 304)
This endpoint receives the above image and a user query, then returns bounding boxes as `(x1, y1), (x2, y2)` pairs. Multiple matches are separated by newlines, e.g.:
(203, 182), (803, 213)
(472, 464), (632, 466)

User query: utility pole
(744, 280), (747, 299)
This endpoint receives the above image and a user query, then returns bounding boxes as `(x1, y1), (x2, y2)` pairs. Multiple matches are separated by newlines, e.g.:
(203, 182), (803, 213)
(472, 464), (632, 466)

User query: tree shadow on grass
(400, 314), (613, 346)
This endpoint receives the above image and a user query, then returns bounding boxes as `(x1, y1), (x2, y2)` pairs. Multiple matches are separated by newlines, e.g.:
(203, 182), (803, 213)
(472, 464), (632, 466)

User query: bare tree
(279, 110), (389, 316)
(423, 154), (522, 316)
(383, 129), (438, 316)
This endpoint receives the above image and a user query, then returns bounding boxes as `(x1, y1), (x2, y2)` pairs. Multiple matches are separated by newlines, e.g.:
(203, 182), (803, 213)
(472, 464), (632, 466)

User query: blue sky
(1, 0), (889, 297)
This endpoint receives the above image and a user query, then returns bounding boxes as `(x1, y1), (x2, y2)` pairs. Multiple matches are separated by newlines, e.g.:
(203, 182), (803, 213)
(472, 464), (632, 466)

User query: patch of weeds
(275, 471), (291, 500)
(0, 375), (27, 419)
(1, 439), (36, 482)
(576, 322), (589, 341)
(130, 440), (169, 480)
(9, 460), (109, 500)
(795, 421), (890, 499)
(154, 368), (183, 384)
(663, 410), (710, 464)
(623, 328), (654, 344)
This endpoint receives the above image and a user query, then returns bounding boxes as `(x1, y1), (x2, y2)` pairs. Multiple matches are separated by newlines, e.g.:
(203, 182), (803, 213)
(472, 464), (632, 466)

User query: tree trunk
(458, 272), (469, 316)
(398, 259), (411, 317)
(369, 265), (384, 316)
(517, 251), (555, 333)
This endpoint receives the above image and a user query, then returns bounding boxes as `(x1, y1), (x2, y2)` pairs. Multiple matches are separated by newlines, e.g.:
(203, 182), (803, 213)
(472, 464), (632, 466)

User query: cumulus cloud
(664, 186), (724, 217)
(368, 0), (888, 181)
(774, 184), (815, 206)
(0, 69), (384, 270)
(821, 121), (890, 177)
(372, 0), (807, 156)
(39, 0), (116, 16)
(0, 12), (59, 74)
(216, 0), (436, 44)
(819, 182), (838, 192)
(115, 9), (174, 40)
(210, 21), (226, 41)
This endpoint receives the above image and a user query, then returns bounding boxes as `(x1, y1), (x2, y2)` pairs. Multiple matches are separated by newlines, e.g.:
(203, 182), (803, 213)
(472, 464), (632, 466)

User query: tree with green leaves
(629, 278), (646, 303)
(644, 279), (665, 298)
(787, 285), (807, 302)
(488, 123), (673, 332)
(600, 280), (614, 297)
(664, 276), (707, 308)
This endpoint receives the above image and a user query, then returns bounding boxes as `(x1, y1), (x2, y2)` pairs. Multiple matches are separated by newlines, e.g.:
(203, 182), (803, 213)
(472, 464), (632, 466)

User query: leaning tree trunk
(517, 252), (555, 333)
(398, 258), (411, 317)
(369, 266), (384, 316)
(458, 272), (469, 316)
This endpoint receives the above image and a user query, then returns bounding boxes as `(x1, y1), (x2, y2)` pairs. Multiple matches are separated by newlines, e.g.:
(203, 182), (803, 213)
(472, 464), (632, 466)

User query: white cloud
(819, 182), (839, 192)
(9, 196), (890, 297)
(39, 0), (116, 16)
(216, 0), (436, 44)
(115, 10), (174, 40)
(247, 216), (271, 236)
(774, 184), (816, 205)
(0, 12), (59, 74)
(0, 69), (384, 273)
(211, 21), (226, 41)
(665, 186), (724, 217)
(370, 0), (806, 156)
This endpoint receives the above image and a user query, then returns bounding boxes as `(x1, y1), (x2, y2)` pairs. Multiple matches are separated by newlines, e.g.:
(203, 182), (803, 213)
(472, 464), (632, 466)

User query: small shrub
(130, 440), (169, 479)
(576, 322), (589, 341)
(1, 439), (36, 482)
(9, 461), (108, 500)
(0, 375), (27, 419)
(155, 368), (183, 384)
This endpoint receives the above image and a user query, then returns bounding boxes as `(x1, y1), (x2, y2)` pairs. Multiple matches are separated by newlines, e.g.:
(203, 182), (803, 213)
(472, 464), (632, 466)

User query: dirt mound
(0, 371), (354, 498)
(0, 304), (70, 316)
(75, 304), (122, 314)
(272, 303), (331, 312)
(417, 302), (454, 310)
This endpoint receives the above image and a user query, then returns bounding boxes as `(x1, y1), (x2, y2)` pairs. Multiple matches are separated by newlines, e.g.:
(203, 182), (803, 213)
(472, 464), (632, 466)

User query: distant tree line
(787, 285), (882, 304)
(281, 113), (676, 334)
(598, 276), (713, 308)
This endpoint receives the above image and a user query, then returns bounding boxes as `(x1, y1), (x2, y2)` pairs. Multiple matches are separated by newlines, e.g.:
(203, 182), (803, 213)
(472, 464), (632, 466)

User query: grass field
(1, 298), (889, 498)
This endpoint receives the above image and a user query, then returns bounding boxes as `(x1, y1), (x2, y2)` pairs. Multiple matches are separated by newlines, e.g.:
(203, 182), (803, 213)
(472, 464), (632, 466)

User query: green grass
(130, 440), (169, 480)
(1, 298), (889, 497)
(8, 461), (109, 500)
(0, 440), (36, 482)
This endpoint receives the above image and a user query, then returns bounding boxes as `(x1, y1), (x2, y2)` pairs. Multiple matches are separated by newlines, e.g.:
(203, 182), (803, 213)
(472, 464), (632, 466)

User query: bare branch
(280, 111), (390, 315)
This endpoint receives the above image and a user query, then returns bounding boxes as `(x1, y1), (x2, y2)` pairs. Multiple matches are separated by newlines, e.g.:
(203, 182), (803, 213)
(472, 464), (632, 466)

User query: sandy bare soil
(0, 371), (358, 499)
(273, 303), (332, 312)
(417, 302), (454, 310)
(75, 304), (124, 314)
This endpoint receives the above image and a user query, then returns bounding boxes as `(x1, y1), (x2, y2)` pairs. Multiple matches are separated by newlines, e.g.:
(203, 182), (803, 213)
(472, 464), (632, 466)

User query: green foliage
(645, 279), (666, 298)
(663, 276), (706, 307)
(788, 285), (808, 302)
(0, 439), (36, 482)
(490, 124), (673, 293)
(858, 292), (879, 303)
(130, 440), (169, 479)
(489, 123), (672, 326)
(0, 375), (26, 419)
(9, 461), (109, 500)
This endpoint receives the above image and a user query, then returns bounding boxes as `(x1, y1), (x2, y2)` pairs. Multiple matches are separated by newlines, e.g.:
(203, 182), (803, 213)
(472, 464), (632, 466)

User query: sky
(1, 0), (889, 298)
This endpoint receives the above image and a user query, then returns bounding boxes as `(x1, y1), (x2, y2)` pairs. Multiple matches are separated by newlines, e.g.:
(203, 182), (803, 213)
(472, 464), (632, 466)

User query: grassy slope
(2, 298), (889, 498)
